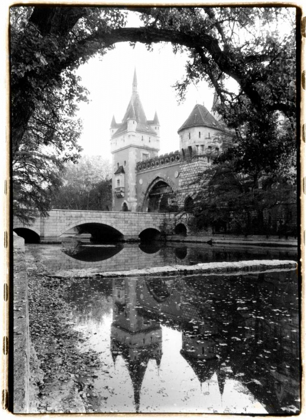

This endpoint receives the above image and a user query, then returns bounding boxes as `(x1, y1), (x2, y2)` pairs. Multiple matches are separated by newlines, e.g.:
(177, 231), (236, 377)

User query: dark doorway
(175, 223), (187, 236)
(184, 196), (194, 212)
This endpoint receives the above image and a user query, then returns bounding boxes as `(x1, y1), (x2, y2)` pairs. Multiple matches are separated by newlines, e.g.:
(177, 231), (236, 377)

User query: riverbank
(13, 234), (30, 413)
(13, 240), (103, 413)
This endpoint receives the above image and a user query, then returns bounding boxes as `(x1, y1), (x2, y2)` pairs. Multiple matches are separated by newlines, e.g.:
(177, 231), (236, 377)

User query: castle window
(199, 131), (201, 138)
(117, 179), (120, 187)
(184, 196), (194, 212)
(208, 132), (211, 139)
(201, 145), (204, 153)
(124, 160), (126, 166)
(188, 132), (191, 140)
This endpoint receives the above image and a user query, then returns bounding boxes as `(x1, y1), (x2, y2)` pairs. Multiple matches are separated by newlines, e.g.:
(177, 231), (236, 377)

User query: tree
(52, 156), (112, 210)
(11, 6), (297, 221)
(193, 161), (297, 236)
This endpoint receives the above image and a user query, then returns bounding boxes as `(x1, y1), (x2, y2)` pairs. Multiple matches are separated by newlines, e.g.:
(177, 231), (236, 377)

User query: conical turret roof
(177, 103), (225, 133)
(148, 111), (160, 126)
(180, 350), (218, 384)
(111, 71), (157, 139)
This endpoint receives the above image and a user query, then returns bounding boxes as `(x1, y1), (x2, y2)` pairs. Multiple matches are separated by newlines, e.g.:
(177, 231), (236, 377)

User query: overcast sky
(75, 40), (215, 161)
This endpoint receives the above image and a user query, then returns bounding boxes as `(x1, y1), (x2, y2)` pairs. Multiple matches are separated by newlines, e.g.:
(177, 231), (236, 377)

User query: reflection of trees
(63, 278), (113, 324)
(138, 270), (300, 414)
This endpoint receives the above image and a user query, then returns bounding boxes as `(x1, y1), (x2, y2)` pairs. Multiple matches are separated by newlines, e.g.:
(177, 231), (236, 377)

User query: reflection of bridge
(13, 209), (176, 243)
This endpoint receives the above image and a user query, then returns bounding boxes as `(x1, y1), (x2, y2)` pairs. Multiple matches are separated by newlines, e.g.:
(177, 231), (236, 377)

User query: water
(29, 241), (298, 276)
(27, 243), (300, 414)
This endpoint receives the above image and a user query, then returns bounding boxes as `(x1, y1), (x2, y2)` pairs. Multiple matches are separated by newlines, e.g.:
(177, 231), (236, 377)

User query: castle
(110, 71), (232, 213)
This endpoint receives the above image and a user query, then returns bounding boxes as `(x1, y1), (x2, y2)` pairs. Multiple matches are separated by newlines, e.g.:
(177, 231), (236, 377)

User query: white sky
(75, 41), (215, 161)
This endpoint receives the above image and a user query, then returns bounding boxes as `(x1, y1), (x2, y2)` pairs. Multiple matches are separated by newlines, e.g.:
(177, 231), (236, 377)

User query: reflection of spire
(111, 351), (118, 364)
(217, 368), (226, 397)
(111, 277), (163, 413)
(126, 356), (149, 413)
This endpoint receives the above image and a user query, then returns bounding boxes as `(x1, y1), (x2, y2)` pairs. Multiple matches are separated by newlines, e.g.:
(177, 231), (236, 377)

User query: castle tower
(177, 103), (226, 156)
(110, 70), (160, 211)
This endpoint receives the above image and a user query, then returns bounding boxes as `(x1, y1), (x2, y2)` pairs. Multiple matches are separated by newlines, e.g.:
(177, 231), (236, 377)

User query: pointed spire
(110, 115), (117, 128)
(132, 68), (138, 93)
(153, 111), (160, 125)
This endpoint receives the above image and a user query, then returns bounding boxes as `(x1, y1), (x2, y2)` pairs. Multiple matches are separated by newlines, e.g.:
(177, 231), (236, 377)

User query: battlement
(136, 147), (220, 173)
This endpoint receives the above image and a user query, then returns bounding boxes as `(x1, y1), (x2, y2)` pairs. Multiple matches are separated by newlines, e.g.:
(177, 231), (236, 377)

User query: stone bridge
(13, 209), (178, 243)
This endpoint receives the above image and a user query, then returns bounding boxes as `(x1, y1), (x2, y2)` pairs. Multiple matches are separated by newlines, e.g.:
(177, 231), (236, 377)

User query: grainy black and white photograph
(10, 3), (301, 415)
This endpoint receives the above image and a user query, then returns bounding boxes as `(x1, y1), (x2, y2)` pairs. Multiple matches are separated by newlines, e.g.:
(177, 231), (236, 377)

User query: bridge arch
(14, 227), (40, 243)
(139, 227), (162, 242)
(61, 222), (124, 243)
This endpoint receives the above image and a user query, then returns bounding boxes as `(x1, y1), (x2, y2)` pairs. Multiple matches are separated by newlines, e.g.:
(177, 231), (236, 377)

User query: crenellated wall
(135, 147), (221, 212)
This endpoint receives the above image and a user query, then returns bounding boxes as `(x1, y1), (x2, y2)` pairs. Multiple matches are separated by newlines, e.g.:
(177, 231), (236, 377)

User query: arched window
(199, 131), (201, 138)
(122, 202), (128, 212)
(184, 196), (194, 212)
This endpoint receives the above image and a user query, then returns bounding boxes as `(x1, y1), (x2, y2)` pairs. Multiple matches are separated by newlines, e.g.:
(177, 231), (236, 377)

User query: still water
(31, 241), (298, 276)
(28, 243), (300, 414)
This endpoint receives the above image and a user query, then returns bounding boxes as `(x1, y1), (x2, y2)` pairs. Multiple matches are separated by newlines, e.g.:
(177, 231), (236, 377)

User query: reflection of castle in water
(109, 270), (299, 413)
(110, 279), (162, 412)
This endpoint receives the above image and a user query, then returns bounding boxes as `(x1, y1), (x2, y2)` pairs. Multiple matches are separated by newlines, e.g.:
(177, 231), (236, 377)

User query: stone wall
(13, 233), (30, 413)
(176, 158), (208, 208)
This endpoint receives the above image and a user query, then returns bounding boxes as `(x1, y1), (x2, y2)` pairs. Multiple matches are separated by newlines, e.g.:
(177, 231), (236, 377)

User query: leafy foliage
(52, 156), (112, 210)
(193, 163), (297, 236)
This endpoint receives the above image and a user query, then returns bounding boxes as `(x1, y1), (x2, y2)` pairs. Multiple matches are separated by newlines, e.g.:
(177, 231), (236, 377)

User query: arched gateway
(142, 177), (176, 213)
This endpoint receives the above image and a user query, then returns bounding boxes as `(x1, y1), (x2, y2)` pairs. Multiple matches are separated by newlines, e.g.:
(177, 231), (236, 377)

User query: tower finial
(133, 68), (138, 93)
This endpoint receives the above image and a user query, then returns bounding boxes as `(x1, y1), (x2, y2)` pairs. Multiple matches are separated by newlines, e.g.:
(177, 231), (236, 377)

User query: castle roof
(177, 103), (225, 133)
(114, 165), (125, 175)
(110, 115), (121, 129)
(111, 70), (157, 139)
(180, 350), (218, 384)
(147, 111), (160, 126)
